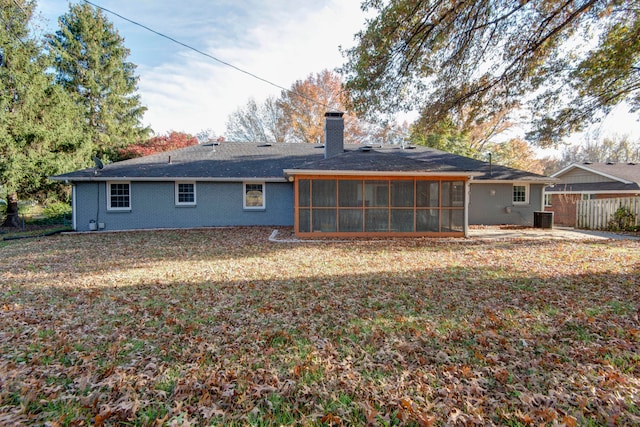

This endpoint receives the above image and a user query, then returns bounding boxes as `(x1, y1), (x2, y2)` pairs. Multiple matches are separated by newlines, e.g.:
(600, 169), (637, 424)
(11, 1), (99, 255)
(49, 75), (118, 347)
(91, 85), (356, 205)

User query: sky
(36, 0), (369, 137)
(34, 0), (640, 155)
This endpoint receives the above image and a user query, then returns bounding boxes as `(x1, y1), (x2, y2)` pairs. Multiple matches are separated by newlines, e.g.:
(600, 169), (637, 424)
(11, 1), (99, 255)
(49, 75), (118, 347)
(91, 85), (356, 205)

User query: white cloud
(36, 1), (366, 135)
(138, 0), (366, 135)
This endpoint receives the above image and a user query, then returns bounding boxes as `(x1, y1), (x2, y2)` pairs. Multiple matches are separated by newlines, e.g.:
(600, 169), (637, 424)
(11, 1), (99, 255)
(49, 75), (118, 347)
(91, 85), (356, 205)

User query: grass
(0, 227), (639, 426)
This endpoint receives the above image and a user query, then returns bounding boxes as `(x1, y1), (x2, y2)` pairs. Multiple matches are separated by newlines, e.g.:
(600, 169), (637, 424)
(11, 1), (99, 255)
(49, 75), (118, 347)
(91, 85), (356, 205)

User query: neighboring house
(51, 113), (554, 238)
(544, 162), (640, 226)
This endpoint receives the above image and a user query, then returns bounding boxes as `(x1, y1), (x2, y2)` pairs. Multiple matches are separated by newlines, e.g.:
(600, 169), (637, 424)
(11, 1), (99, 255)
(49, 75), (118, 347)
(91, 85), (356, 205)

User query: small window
(175, 182), (196, 205)
(244, 182), (265, 209)
(581, 193), (595, 200)
(544, 193), (552, 207)
(107, 182), (131, 211)
(513, 184), (528, 204)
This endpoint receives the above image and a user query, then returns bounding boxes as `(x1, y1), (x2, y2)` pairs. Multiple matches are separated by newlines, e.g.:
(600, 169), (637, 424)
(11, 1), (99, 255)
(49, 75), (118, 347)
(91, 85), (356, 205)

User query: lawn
(0, 227), (638, 426)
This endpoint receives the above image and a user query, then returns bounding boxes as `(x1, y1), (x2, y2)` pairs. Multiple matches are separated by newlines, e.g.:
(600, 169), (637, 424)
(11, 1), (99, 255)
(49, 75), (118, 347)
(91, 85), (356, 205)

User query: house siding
(469, 183), (544, 226)
(559, 168), (615, 184)
(72, 180), (545, 232)
(545, 192), (635, 227)
(73, 181), (293, 231)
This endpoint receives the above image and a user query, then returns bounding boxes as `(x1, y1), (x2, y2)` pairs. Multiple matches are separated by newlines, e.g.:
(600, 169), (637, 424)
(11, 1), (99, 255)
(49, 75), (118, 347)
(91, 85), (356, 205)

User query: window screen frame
(244, 182), (266, 210)
(107, 181), (131, 211)
(175, 181), (197, 206)
(512, 184), (529, 204)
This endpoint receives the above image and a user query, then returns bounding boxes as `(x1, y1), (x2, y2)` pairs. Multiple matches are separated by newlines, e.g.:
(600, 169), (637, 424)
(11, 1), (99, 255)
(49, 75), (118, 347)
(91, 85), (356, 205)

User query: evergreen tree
(1, 0), (90, 225)
(48, 3), (149, 158)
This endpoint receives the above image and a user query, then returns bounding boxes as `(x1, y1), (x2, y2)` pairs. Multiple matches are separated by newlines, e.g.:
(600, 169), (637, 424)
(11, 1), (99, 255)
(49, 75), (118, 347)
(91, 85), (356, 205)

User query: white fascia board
(283, 169), (484, 178)
(471, 178), (558, 185)
(51, 176), (288, 183)
(546, 189), (640, 195)
(551, 163), (632, 184)
(551, 163), (583, 178)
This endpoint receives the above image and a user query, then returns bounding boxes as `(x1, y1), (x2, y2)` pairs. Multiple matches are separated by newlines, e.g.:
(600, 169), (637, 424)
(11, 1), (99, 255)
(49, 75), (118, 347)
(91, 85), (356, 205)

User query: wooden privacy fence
(576, 197), (640, 230)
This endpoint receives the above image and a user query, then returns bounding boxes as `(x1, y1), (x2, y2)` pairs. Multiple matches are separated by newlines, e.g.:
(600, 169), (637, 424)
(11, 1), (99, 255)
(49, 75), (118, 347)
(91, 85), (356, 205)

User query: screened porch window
(297, 178), (465, 234)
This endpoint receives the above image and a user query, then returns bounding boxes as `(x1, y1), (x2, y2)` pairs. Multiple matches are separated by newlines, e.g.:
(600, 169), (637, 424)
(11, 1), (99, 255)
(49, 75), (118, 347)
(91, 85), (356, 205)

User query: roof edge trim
(49, 176), (288, 183)
(471, 178), (558, 184)
(551, 163), (633, 184)
(283, 169), (483, 178)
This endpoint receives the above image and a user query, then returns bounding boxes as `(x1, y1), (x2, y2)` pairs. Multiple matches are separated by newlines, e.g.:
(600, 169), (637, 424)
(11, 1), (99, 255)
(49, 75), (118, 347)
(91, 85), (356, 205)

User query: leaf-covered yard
(1, 228), (638, 426)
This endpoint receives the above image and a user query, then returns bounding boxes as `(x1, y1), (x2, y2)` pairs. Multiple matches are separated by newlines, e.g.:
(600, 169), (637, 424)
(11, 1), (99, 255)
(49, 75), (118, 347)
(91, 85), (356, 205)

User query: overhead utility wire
(82, 0), (342, 114)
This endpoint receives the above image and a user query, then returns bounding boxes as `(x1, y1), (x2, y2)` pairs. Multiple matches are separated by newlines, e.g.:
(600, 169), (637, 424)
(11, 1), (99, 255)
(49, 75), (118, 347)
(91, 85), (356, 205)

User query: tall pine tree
(1, 0), (90, 225)
(48, 3), (149, 158)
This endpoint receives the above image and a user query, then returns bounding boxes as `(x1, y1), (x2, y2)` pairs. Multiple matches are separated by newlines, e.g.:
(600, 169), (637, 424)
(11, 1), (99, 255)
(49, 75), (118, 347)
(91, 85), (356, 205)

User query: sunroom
(284, 170), (481, 238)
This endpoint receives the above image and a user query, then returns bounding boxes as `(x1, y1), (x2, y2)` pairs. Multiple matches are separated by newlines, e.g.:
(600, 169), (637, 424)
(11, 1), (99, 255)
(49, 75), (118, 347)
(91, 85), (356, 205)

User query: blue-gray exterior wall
(73, 181), (293, 231)
(469, 183), (545, 226)
(72, 180), (544, 231)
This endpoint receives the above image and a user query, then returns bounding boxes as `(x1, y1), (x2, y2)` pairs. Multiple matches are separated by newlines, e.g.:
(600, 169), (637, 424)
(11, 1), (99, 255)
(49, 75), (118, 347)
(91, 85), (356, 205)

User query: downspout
(72, 184), (77, 231)
(95, 182), (100, 231)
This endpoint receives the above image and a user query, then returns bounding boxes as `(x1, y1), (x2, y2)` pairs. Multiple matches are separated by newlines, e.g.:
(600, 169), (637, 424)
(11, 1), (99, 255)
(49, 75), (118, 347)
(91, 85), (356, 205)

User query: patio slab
(469, 226), (640, 241)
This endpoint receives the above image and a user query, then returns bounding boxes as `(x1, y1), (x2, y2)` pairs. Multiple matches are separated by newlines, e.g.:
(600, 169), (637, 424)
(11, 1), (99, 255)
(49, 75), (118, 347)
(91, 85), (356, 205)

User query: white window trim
(175, 181), (197, 206)
(544, 193), (552, 207)
(243, 182), (266, 210)
(512, 184), (529, 205)
(107, 181), (131, 211)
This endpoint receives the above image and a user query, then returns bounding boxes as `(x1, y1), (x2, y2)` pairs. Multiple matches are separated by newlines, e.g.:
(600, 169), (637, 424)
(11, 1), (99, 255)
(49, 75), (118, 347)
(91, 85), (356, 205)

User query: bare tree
(226, 69), (374, 144)
(225, 96), (288, 143)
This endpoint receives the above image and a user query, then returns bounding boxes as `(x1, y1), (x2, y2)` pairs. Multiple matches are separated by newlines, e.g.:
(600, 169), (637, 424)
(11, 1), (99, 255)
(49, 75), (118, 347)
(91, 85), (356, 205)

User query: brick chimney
(324, 111), (344, 159)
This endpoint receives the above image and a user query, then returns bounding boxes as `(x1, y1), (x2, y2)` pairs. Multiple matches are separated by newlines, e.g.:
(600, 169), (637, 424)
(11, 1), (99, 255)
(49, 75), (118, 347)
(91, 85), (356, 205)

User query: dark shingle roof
(388, 146), (549, 181)
(553, 162), (640, 184)
(52, 142), (326, 181)
(288, 148), (467, 174)
(51, 142), (552, 182)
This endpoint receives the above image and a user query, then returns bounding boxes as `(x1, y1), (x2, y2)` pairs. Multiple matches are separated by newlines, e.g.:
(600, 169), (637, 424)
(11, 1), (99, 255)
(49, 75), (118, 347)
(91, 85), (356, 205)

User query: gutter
(473, 178), (559, 185)
(283, 169), (484, 180)
(50, 176), (289, 183)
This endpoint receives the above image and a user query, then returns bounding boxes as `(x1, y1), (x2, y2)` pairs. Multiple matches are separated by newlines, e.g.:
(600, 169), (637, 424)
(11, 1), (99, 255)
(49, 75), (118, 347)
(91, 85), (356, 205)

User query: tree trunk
(2, 193), (20, 228)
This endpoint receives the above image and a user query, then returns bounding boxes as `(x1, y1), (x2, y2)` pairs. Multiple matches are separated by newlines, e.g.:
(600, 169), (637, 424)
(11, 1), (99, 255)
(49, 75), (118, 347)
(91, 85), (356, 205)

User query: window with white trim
(244, 182), (265, 209)
(512, 184), (528, 204)
(107, 182), (131, 210)
(544, 193), (552, 206)
(175, 182), (196, 206)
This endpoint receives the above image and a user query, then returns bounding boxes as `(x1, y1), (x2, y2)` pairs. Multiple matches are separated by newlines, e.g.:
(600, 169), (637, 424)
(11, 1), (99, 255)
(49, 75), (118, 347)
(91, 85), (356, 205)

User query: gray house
(544, 162), (640, 226)
(51, 113), (553, 237)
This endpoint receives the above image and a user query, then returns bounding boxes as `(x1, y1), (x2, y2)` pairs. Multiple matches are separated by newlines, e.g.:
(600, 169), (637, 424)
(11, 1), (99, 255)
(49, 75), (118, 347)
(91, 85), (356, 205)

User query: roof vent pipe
(324, 111), (344, 159)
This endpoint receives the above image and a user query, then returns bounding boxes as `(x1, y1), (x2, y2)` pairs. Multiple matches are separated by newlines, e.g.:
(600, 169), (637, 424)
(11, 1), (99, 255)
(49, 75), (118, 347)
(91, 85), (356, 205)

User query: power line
(82, 0), (342, 114)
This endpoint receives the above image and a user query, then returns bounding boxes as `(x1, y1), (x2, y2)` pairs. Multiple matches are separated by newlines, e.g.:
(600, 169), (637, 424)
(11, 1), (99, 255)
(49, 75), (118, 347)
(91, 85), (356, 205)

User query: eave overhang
(473, 178), (559, 185)
(49, 176), (288, 183)
(283, 169), (484, 180)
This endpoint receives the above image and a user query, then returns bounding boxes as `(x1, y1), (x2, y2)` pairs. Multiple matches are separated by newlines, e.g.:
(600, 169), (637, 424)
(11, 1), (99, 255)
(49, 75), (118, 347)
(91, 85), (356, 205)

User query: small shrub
(607, 206), (636, 232)
(42, 202), (72, 223)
